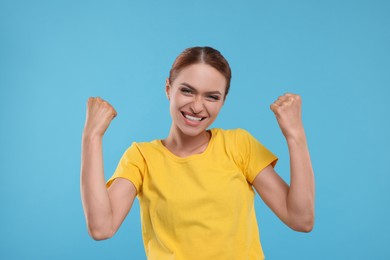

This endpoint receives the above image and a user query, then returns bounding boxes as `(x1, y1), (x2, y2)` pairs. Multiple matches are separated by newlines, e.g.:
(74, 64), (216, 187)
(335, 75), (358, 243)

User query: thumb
(270, 103), (279, 114)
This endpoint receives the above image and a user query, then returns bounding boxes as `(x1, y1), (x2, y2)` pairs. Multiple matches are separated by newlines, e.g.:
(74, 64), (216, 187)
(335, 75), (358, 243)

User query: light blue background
(1, 0), (389, 259)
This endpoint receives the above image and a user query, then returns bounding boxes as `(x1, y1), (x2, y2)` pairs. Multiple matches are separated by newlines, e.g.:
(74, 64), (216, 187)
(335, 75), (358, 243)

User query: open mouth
(181, 112), (206, 122)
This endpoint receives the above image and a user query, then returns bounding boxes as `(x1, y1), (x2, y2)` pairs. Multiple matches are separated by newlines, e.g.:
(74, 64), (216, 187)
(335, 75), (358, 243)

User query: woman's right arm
(80, 97), (137, 240)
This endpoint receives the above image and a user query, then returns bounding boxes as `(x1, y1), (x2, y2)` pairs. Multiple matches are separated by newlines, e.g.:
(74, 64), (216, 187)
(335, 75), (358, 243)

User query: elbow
(87, 226), (114, 241)
(83, 212), (115, 240)
(289, 215), (315, 233)
(293, 222), (314, 233)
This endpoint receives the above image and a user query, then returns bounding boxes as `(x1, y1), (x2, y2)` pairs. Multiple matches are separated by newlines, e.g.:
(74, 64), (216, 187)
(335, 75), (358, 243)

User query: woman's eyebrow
(180, 82), (222, 95)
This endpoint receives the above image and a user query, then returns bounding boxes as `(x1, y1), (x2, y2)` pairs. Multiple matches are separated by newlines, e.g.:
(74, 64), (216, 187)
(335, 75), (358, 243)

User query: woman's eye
(207, 95), (220, 101)
(181, 88), (192, 94)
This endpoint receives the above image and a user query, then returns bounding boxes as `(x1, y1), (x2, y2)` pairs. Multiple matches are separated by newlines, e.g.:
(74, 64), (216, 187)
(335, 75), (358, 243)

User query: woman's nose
(190, 97), (204, 114)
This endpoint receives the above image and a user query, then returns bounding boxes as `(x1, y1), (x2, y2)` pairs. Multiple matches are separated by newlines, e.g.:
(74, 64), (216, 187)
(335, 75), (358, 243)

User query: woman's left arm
(252, 93), (315, 232)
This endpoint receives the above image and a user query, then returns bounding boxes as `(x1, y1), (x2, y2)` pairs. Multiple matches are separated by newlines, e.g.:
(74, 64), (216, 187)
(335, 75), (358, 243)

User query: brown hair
(169, 46), (232, 98)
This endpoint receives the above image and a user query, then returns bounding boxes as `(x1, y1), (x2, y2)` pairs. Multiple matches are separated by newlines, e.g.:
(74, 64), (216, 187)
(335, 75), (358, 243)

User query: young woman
(80, 47), (315, 259)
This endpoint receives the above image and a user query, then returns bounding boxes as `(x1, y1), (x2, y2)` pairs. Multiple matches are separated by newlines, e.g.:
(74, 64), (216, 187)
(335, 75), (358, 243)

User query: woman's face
(166, 63), (226, 137)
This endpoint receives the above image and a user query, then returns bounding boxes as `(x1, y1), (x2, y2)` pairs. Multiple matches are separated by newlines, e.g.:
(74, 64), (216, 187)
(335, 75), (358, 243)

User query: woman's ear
(165, 78), (171, 100)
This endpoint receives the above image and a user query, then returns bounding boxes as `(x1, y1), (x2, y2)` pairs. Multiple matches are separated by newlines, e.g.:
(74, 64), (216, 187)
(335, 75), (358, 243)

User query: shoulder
(212, 127), (253, 142)
(123, 140), (169, 162)
(126, 140), (160, 154)
(210, 128), (256, 153)
(212, 128), (270, 156)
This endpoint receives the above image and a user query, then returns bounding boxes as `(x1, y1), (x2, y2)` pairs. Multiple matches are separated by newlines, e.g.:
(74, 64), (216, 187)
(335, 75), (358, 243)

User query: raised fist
(83, 97), (117, 138)
(270, 93), (304, 140)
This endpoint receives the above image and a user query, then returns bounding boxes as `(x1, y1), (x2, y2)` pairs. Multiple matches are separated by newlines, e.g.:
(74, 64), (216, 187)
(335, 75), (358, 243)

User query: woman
(80, 46), (315, 259)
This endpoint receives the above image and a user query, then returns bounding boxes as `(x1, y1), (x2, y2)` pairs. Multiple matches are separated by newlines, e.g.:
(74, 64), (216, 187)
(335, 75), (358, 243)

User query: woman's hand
(83, 97), (117, 138)
(270, 93), (304, 141)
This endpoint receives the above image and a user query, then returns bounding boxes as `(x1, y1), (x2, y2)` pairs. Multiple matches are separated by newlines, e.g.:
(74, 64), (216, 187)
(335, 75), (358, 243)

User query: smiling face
(166, 63), (227, 137)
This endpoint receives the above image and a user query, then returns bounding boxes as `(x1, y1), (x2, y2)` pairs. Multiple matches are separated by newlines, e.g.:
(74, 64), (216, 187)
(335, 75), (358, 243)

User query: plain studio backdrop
(1, 0), (389, 259)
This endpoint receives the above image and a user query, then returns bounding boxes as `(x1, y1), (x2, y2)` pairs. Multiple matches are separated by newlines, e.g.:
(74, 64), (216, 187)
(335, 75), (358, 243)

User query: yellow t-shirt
(107, 128), (278, 260)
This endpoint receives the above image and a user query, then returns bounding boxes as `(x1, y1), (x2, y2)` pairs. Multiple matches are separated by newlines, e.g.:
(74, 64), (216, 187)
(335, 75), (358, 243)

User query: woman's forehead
(173, 64), (226, 92)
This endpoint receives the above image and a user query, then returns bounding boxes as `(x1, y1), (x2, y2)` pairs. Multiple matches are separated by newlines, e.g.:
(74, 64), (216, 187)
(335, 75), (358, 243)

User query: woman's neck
(162, 126), (211, 157)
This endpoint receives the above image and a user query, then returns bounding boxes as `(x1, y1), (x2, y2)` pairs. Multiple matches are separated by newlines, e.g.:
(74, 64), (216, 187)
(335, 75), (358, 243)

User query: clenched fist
(270, 93), (304, 140)
(83, 97), (117, 138)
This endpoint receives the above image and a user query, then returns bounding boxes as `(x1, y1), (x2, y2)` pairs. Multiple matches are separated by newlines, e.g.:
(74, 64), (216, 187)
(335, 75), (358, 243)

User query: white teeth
(184, 114), (202, 121)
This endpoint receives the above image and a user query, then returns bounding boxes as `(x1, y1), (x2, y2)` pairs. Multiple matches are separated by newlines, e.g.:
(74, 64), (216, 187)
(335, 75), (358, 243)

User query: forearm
(80, 134), (113, 239)
(286, 129), (315, 231)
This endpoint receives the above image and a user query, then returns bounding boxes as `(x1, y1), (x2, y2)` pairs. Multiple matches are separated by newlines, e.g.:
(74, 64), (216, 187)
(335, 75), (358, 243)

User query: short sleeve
(235, 129), (278, 183)
(106, 142), (145, 194)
